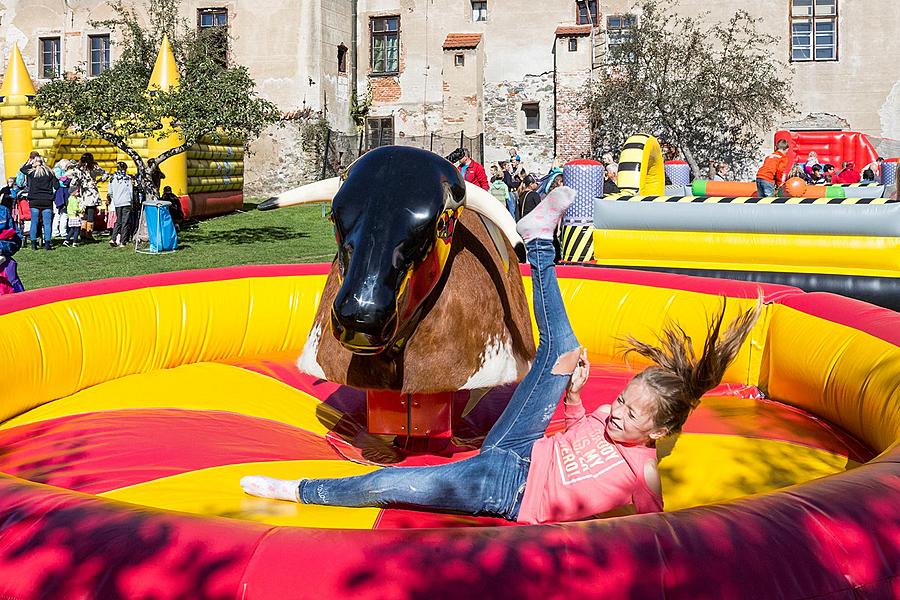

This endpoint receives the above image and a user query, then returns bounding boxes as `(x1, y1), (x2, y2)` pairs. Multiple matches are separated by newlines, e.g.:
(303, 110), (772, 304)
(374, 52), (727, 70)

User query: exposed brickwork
(555, 70), (592, 162)
(371, 76), (402, 103)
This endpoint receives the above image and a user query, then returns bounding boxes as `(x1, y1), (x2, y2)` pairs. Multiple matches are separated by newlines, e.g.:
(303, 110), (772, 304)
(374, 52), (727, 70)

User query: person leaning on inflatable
(755, 139), (790, 197)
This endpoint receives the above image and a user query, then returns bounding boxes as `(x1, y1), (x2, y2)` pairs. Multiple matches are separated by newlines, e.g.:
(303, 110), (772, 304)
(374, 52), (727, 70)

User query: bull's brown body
(308, 209), (535, 393)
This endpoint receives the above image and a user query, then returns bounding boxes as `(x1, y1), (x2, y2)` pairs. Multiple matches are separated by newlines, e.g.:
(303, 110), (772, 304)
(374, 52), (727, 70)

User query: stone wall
(483, 71), (555, 172)
(244, 123), (322, 198)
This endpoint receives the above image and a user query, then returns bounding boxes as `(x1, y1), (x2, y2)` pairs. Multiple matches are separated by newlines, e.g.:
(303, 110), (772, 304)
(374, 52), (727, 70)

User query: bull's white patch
(297, 322), (327, 379)
(462, 336), (519, 389)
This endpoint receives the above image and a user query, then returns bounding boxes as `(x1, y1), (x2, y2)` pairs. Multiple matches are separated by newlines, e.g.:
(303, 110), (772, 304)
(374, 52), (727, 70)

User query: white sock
(516, 186), (577, 242)
(240, 475), (304, 502)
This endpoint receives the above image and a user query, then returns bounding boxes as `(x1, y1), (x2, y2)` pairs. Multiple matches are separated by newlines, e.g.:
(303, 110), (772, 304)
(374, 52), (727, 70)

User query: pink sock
(240, 475), (304, 502)
(516, 186), (577, 242)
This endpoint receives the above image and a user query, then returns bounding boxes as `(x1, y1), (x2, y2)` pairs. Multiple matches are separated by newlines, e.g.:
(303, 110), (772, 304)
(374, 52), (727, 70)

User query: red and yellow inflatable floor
(0, 264), (897, 599)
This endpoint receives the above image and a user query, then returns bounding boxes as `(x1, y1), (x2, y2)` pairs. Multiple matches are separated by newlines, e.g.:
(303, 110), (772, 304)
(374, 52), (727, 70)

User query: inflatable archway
(0, 264), (897, 598)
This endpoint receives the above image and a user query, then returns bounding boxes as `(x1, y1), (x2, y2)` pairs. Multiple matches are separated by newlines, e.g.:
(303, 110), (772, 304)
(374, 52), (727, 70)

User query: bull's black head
(329, 146), (466, 355)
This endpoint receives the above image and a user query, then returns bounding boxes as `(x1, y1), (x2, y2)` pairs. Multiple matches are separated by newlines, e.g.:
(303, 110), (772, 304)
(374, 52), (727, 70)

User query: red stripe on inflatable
(536, 263), (802, 301)
(237, 452), (900, 599)
(0, 263), (332, 316)
(185, 191), (244, 219)
(374, 508), (516, 530)
(777, 292), (900, 347)
(0, 409), (336, 494)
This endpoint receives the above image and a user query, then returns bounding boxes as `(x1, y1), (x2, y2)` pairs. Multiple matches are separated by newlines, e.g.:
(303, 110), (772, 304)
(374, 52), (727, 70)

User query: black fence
(320, 129), (484, 179)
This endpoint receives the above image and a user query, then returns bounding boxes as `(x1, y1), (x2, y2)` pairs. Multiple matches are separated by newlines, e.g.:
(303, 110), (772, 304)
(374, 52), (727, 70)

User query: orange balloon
(784, 177), (808, 197)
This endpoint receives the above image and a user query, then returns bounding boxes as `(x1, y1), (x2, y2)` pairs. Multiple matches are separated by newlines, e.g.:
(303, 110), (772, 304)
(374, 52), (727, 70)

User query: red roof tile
(555, 25), (593, 37)
(443, 33), (483, 50)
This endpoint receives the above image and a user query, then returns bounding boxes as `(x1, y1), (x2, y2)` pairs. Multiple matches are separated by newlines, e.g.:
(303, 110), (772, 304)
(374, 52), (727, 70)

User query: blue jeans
(29, 207), (52, 242)
(299, 238), (580, 519)
(507, 192), (517, 220)
(756, 178), (775, 198)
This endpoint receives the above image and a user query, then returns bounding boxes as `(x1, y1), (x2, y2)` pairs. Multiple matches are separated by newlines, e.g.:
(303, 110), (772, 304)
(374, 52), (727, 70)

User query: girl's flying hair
(622, 296), (763, 435)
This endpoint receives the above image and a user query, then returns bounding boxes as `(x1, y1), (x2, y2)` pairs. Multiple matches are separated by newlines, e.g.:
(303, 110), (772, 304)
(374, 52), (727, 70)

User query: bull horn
(258, 177), (341, 211)
(463, 182), (526, 262)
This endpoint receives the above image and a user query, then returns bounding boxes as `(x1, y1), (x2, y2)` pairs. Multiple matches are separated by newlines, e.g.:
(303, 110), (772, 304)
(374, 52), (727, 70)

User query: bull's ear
(258, 177), (341, 211)
(463, 182), (526, 262)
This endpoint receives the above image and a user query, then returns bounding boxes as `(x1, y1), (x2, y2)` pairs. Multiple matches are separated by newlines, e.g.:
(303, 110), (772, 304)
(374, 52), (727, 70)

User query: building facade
(1, 1), (898, 190)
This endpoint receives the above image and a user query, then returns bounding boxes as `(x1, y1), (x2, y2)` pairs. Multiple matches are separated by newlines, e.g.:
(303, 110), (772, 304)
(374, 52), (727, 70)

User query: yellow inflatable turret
(146, 34), (188, 197)
(0, 37), (242, 218)
(0, 45), (38, 180)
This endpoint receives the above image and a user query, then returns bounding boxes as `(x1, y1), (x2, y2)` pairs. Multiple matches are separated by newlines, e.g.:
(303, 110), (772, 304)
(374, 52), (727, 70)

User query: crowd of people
(2, 152), (133, 251)
(755, 140), (886, 195)
(0, 151), (186, 295)
(0, 152), (186, 253)
(448, 146), (622, 223)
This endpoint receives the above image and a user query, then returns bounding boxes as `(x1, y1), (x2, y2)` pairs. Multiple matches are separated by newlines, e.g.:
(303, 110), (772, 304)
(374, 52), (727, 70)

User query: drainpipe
(351, 0), (358, 121)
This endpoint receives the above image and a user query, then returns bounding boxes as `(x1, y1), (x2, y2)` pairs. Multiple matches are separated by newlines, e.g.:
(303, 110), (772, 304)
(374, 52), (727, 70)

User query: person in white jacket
(106, 162), (135, 247)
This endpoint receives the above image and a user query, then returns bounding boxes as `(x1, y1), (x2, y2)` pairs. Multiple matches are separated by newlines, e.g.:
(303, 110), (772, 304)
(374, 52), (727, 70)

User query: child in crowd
(804, 151), (821, 178)
(63, 187), (83, 248)
(161, 186), (185, 229)
(808, 164), (826, 185)
(0, 202), (24, 294)
(242, 186), (761, 524)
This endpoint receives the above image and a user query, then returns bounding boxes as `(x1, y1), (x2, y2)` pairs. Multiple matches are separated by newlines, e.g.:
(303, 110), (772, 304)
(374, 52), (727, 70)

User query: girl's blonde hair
(30, 157), (52, 179)
(622, 297), (762, 435)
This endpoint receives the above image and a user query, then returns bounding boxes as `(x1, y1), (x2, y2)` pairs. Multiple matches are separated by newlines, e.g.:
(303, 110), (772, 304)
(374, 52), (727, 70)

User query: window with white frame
(568, 37), (578, 52)
(576, 1), (598, 26)
(89, 34), (111, 76)
(454, 53), (465, 67)
(472, 1), (487, 22)
(198, 8), (228, 66)
(606, 14), (637, 62)
(371, 16), (400, 74)
(39, 37), (61, 79)
(791, 0), (837, 61)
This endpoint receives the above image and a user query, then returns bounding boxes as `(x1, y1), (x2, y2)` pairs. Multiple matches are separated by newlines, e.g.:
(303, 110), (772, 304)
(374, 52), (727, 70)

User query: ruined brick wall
(483, 71), (555, 173)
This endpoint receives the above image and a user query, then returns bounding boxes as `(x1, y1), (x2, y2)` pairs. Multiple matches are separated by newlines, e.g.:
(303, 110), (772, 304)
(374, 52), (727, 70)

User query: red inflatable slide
(775, 130), (879, 167)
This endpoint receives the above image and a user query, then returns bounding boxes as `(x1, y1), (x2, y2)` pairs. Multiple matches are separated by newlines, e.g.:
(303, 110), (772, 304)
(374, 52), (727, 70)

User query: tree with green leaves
(582, 0), (796, 178)
(33, 0), (280, 200)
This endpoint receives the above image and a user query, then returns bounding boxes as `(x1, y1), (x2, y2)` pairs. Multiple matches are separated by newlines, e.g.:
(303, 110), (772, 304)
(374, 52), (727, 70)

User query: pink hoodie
(517, 398), (662, 524)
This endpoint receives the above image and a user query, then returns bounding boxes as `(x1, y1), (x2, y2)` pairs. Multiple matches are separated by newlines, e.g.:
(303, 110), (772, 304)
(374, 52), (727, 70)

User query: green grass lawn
(14, 200), (337, 291)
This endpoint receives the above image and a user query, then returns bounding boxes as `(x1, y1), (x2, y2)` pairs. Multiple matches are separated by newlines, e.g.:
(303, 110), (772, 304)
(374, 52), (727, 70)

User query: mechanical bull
(261, 146), (536, 439)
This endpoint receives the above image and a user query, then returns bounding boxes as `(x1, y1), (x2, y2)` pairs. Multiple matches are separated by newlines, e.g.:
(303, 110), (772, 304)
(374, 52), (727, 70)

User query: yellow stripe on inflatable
(763, 305), (900, 454)
(592, 229), (900, 277)
(99, 460), (381, 529)
(0, 362), (337, 435)
(528, 277), (770, 386)
(659, 433), (860, 511)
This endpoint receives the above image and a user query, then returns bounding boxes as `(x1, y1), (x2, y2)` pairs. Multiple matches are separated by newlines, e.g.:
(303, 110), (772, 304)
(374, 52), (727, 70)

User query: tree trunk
(681, 146), (702, 180)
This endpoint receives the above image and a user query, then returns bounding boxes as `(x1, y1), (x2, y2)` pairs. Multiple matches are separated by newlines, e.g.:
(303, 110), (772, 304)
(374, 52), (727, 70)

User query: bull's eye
(338, 243), (352, 277)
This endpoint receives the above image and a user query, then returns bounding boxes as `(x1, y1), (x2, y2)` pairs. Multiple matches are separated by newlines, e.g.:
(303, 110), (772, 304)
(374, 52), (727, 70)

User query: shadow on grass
(187, 226), (309, 246)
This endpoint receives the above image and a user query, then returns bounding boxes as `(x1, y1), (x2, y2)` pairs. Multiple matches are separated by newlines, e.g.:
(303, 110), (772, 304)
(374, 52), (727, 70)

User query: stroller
(0, 204), (25, 295)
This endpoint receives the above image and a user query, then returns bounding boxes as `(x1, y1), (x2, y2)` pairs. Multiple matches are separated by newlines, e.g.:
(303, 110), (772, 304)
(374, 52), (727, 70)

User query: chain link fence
(320, 129), (484, 178)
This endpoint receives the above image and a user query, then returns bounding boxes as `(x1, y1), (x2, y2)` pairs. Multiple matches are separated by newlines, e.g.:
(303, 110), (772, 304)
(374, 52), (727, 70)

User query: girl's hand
(568, 348), (590, 393)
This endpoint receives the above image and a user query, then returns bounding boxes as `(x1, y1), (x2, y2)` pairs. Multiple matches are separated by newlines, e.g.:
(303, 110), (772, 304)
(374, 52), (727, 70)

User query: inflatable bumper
(0, 265), (897, 598)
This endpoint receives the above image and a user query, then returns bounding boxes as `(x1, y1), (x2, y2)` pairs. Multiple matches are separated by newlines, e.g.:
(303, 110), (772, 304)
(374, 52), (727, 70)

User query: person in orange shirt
(755, 139), (790, 197)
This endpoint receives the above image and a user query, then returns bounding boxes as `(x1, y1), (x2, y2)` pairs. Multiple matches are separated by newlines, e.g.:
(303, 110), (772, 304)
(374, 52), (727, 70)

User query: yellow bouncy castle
(0, 39), (244, 219)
